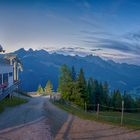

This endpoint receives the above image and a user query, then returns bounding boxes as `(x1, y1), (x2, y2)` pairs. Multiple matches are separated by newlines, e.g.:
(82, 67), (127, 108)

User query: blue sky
(0, 0), (140, 65)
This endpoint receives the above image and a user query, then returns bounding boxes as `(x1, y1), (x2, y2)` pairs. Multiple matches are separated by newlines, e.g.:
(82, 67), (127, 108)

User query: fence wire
(52, 98), (140, 127)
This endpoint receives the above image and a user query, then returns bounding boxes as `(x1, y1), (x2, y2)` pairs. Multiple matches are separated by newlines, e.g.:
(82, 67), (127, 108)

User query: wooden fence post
(97, 104), (100, 119)
(85, 102), (87, 112)
(121, 100), (124, 125)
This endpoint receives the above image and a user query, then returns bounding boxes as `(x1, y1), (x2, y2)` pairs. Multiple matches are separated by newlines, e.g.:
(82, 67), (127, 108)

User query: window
(9, 72), (13, 77)
(3, 73), (8, 83)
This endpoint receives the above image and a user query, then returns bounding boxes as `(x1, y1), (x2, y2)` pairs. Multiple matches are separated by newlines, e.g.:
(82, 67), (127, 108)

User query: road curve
(0, 95), (47, 130)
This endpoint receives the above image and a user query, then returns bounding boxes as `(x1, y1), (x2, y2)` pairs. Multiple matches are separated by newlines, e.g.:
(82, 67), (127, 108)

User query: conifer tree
(123, 93), (135, 110)
(71, 65), (76, 81)
(93, 80), (100, 105)
(37, 84), (44, 94)
(44, 80), (53, 94)
(87, 77), (96, 109)
(111, 89), (122, 109)
(77, 68), (87, 105)
(102, 82), (109, 105)
(58, 64), (73, 100)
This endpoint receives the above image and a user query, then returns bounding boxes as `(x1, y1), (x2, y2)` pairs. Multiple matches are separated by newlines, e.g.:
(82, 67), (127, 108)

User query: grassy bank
(54, 101), (140, 129)
(0, 96), (28, 113)
(15, 90), (32, 98)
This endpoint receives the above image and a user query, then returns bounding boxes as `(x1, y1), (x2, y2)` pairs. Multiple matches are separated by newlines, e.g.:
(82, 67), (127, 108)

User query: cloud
(102, 52), (131, 59)
(81, 30), (113, 36)
(124, 31), (140, 41)
(79, 16), (100, 28)
(109, 0), (125, 14)
(81, 29), (140, 56)
(43, 46), (102, 57)
(75, 0), (91, 9)
(96, 38), (140, 55)
(90, 48), (102, 52)
(83, 0), (91, 9)
(97, 39), (131, 52)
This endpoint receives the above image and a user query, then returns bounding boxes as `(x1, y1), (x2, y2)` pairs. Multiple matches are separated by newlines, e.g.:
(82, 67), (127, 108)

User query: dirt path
(55, 115), (140, 140)
(44, 101), (140, 140)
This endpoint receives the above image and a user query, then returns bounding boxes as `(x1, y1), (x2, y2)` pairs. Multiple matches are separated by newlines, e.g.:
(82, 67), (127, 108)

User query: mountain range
(11, 48), (140, 93)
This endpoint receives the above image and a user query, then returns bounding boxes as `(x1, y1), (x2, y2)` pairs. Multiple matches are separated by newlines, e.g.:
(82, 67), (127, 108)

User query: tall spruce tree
(71, 65), (76, 81)
(93, 80), (100, 105)
(58, 64), (73, 100)
(111, 89), (122, 109)
(87, 77), (96, 108)
(99, 82), (104, 104)
(77, 68), (87, 105)
(123, 93), (135, 110)
(136, 98), (140, 108)
(102, 82), (109, 105)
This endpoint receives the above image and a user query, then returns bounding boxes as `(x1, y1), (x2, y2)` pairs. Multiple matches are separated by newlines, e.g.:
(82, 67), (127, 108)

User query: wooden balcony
(0, 81), (20, 101)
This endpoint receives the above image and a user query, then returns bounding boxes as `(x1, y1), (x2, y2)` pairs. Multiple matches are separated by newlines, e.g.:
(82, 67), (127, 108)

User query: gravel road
(0, 96), (140, 140)
(44, 99), (69, 137)
(0, 95), (52, 140)
(0, 95), (47, 130)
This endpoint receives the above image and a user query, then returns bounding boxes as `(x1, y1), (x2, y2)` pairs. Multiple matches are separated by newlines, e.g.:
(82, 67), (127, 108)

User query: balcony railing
(0, 82), (8, 89)
(0, 81), (20, 101)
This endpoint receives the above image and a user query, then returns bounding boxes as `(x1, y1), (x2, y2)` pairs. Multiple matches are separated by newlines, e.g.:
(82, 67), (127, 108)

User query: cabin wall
(0, 65), (13, 73)
(0, 65), (14, 87)
(8, 73), (13, 87)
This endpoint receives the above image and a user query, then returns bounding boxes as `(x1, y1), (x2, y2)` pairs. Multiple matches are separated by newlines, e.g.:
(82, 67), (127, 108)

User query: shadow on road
(44, 99), (69, 138)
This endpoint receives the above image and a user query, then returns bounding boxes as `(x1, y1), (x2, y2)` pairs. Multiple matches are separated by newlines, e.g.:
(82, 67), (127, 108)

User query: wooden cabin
(0, 54), (23, 100)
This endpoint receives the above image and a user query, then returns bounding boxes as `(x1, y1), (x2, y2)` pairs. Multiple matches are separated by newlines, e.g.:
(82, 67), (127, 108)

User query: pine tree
(71, 65), (76, 81)
(37, 84), (44, 94)
(58, 64), (73, 100)
(136, 98), (140, 108)
(93, 80), (100, 105)
(123, 93), (135, 110)
(99, 82), (104, 104)
(71, 81), (83, 105)
(77, 68), (87, 105)
(87, 77), (96, 109)
(111, 89), (122, 109)
(44, 80), (53, 95)
(102, 82), (109, 105)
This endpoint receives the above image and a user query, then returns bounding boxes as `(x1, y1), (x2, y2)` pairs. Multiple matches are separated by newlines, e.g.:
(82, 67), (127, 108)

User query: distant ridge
(11, 48), (140, 92)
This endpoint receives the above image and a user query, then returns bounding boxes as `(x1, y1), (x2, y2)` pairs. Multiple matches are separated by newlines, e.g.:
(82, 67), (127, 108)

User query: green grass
(99, 111), (140, 128)
(53, 102), (140, 129)
(15, 90), (32, 98)
(0, 96), (28, 113)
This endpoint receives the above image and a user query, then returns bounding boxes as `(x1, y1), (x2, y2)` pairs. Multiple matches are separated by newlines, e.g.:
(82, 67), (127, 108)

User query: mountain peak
(28, 48), (34, 52)
(15, 48), (26, 53)
(11, 47), (140, 92)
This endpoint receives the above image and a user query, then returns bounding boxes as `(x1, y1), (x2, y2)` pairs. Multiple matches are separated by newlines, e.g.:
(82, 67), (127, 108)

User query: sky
(0, 0), (140, 65)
